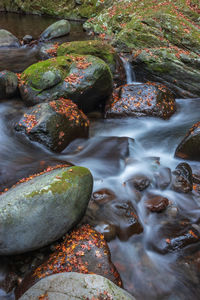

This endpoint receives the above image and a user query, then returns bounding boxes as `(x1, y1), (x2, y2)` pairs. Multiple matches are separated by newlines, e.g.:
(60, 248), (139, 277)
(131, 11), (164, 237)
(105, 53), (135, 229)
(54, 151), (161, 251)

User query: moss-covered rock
(57, 40), (117, 73)
(0, 166), (93, 255)
(19, 54), (113, 112)
(0, 0), (112, 19)
(15, 99), (89, 152)
(105, 82), (176, 119)
(84, 0), (200, 97)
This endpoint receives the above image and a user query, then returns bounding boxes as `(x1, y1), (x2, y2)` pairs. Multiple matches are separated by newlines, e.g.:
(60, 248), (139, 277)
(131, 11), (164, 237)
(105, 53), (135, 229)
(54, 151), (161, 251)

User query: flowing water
(0, 13), (200, 300)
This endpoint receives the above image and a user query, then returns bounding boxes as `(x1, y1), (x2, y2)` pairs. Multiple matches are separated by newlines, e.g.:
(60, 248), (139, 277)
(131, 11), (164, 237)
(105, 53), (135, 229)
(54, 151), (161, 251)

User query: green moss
(26, 166), (91, 198)
(57, 40), (117, 72)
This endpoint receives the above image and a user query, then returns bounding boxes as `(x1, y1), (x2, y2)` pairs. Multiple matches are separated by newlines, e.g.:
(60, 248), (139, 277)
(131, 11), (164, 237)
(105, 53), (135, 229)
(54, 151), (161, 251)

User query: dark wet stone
(92, 188), (116, 204)
(192, 173), (200, 184)
(126, 175), (150, 191)
(22, 35), (33, 45)
(0, 70), (18, 99)
(175, 121), (200, 161)
(15, 224), (122, 299)
(95, 223), (117, 242)
(164, 226), (200, 252)
(172, 162), (193, 193)
(105, 82), (176, 119)
(154, 167), (172, 189)
(15, 99), (89, 152)
(145, 195), (169, 212)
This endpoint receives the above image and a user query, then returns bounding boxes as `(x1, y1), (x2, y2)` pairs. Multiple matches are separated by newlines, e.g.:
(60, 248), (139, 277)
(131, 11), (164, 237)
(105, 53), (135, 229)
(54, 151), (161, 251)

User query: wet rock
(15, 99), (89, 152)
(192, 173), (200, 184)
(164, 226), (200, 252)
(22, 35), (33, 45)
(172, 162), (193, 193)
(145, 194), (169, 212)
(0, 165), (93, 255)
(126, 174), (150, 191)
(15, 225), (122, 299)
(175, 122), (200, 161)
(19, 54), (113, 112)
(92, 188), (116, 204)
(0, 29), (20, 48)
(95, 223), (117, 242)
(154, 167), (172, 189)
(18, 272), (135, 300)
(57, 40), (126, 85)
(40, 20), (71, 41)
(105, 82), (176, 119)
(0, 70), (18, 99)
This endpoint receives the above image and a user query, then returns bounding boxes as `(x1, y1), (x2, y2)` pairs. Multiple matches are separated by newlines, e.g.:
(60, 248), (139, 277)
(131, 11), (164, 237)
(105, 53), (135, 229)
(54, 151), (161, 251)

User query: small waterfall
(120, 56), (136, 84)
(120, 56), (142, 85)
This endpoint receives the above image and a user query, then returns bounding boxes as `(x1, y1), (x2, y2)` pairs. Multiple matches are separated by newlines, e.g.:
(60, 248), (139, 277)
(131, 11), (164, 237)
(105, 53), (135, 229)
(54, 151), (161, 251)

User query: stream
(0, 13), (200, 300)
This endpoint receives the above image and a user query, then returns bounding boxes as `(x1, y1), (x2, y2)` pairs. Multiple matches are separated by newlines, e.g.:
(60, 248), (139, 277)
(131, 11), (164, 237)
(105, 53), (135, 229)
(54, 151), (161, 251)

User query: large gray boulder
(40, 20), (71, 41)
(0, 70), (18, 99)
(0, 166), (93, 255)
(0, 29), (20, 48)
(19, 272), (135, 300)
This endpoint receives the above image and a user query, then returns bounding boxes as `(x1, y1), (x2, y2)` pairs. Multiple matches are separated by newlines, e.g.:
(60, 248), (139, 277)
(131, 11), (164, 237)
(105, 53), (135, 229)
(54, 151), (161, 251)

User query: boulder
(145, 194), (169, 213)
(18, 272), (135, 300)
(0, 29), (20, 48)
(19, 54), (113, 112)
(105, 82), (176, 119)
(175, 122), (200, 161)
(0, 70), (18, 99)
(84, 0), (200, 98)
(172, 163), (193, 193)
(40, 20), (71, 41)
(57, 40), (125, 84)
(15, 224), (122, 299)
(15, 99), (89, 152)
(0, 166), (93, 255)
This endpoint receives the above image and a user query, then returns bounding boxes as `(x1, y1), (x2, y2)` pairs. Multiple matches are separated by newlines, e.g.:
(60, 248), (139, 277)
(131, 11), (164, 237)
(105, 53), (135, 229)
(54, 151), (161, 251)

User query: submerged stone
(40, 19), (71, 41)
(0, 166), (93, 255)
(172, 163), (193, 193)
(15, 99), (89, 152)
(105, 82), (176, 119)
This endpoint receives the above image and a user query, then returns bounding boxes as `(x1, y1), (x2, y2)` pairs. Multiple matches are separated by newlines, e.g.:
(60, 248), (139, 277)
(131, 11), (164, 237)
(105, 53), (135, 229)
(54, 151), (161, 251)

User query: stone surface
(0, 29), (20, 47)
(145, 195), (169, 212)
(0, 166), (93, 255)
(0, 70), (18, 99)
(18, 272), (135, 300)
(15, 99), (89, 152)
(126, 175), (150, 191)
(15, 224), (122, 299)
(19, 54), (113, 112)
(40, 20), (71, 41)
(105, 82), (176, 119)
(175, 122), (200, 161)
(172, 162), (193, 193)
